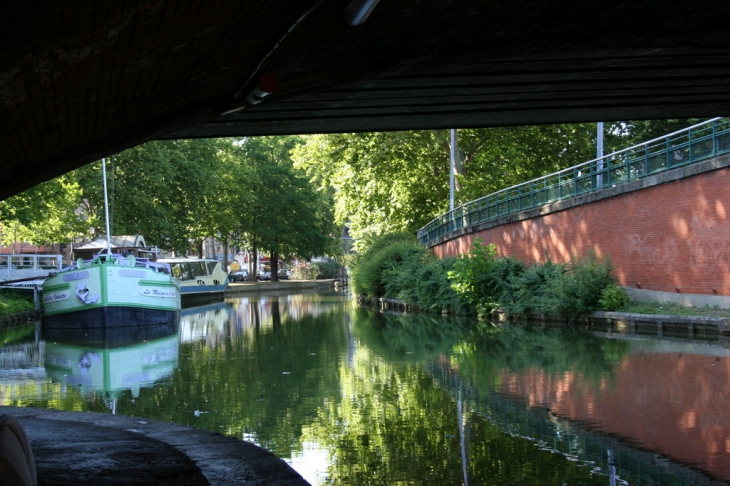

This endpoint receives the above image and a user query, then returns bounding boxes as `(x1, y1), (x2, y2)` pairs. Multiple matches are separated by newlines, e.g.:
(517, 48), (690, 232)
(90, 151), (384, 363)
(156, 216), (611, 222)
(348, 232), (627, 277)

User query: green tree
(0, 176), (93, 248)
(292, 125), (600, 246)
(73, 139), (225, 254)
(237, 136), (339, 281)
(603, 118), (708, 151)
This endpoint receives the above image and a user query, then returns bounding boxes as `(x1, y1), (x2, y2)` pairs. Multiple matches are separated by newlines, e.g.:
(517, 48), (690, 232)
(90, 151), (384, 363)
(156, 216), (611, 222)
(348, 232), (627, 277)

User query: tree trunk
(270, 249), (279, 282)
(251, 243), (257, 279)
(222, 240), (229, 270)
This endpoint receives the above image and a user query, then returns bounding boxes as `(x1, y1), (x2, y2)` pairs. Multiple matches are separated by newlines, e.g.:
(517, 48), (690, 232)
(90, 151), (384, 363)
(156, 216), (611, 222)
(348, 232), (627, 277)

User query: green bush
(351, 233), (471, 314)
(381, 250), (469, 314)
(503, 259), (565, 317)
(539, 252), (616, 321)
(598, 284), (630, 311)
(352, 238), (424, 298)
(316, 261), (343, 279)
(352, 233), (620, 321)
(0, 290), (34, 318)
(291, 264), (320, 280)
(410, 257), (469, 315)
(354, 232), (413, 263)
(448, 239), (525, 315)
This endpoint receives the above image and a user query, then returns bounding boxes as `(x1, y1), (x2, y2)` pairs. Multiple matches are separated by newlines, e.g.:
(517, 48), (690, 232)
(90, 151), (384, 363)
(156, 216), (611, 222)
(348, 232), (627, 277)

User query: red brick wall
(432, 167), (730, 296)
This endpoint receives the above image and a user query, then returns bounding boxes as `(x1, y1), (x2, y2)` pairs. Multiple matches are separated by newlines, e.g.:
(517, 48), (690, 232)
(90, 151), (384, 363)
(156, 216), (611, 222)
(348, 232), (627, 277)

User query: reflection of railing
(427, 361), (719, 485)
(419, 118), (730, 246)
(0, 342), (44, 370)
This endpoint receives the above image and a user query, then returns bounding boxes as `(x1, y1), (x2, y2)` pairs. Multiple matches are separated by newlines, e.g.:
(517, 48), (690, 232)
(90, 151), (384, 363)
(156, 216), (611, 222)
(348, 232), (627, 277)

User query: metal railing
(0, 254), (64, 282)
(418, 117), (730, 246)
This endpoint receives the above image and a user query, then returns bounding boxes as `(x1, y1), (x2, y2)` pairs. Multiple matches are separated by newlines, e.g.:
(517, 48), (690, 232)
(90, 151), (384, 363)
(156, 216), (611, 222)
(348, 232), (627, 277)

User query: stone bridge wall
(430, 155), (730, 301)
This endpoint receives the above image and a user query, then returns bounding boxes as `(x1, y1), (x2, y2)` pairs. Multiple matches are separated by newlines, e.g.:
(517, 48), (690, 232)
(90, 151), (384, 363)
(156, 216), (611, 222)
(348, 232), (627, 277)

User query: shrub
(503, 259), (565, 317)
(448, 239), (525, 315)
(315, 261), (343, 279)
(355, 232), (413, 262)
(411, 257), (470, 315)
(378, 248), (470, 314)
(291, 264), (320, 280)
(0, 289), (34, 318)
(351, 233), (619, 321)
(539, 252), (616, 321)
(599, 284), (630, 311)
(352, 238), (424, 298)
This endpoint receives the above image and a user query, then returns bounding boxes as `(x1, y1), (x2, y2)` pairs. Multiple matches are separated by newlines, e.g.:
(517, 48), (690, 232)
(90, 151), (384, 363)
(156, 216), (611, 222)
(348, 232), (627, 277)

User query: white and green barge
(42, 249), (181, 328)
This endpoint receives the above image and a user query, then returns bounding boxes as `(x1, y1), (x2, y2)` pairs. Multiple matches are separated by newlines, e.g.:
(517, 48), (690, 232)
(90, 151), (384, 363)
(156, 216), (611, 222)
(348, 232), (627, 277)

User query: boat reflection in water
(178, 301), (230, 343)
(43, 320), (180, 405)
(41, 302), (231, 410)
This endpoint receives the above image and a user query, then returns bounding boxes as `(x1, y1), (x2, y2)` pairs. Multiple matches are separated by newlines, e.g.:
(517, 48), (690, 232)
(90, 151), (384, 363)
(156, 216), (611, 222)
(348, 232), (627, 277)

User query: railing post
(666, 137), (672, 169)
(688, 126), (693, 163)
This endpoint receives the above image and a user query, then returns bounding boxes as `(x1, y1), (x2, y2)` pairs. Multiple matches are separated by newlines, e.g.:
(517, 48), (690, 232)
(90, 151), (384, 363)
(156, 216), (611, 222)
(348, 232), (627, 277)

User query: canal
(2, 289), (730, 485)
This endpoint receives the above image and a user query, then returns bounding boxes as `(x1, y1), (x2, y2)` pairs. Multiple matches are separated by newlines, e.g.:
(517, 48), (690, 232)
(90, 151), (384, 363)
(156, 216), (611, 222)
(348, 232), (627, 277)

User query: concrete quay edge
(0, 406), (310, 486)
(224, 279), (339, 295)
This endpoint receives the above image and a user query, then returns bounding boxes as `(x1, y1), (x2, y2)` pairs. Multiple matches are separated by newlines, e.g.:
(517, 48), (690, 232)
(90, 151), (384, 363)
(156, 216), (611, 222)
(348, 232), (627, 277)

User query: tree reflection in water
(4, 292), (724, 485)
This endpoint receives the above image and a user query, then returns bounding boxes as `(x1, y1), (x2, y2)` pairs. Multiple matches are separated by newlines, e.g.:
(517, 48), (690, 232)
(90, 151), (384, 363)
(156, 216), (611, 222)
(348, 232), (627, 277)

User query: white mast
(102, 158), (112, 251)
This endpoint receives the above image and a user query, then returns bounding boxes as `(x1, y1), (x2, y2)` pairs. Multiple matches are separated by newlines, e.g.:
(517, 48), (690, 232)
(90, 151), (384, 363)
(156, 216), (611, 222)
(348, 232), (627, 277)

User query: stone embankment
(224, 278), (342, 295)
(356, 295), (730, 336)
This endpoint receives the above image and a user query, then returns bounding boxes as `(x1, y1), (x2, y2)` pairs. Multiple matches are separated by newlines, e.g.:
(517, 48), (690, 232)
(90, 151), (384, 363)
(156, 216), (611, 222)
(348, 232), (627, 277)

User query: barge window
(171, 262), (194, 281)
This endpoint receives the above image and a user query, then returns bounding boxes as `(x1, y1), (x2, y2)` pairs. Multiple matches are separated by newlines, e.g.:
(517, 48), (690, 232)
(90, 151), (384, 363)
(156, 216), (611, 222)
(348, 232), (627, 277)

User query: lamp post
(597, 122), (604, 187)
(450, 129), (457, 211)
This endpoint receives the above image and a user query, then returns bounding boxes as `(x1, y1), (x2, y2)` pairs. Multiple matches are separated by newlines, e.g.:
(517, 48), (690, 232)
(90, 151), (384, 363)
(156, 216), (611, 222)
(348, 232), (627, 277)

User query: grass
(619, 300), (730, 318)
(0, 289), (34, 318)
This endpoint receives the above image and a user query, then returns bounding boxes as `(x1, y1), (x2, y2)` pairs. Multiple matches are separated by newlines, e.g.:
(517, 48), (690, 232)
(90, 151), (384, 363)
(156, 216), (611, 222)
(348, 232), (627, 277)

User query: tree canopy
(1, 136), (339, 265)
(292, 119), (708, 246)
(0, 175), (93, 248)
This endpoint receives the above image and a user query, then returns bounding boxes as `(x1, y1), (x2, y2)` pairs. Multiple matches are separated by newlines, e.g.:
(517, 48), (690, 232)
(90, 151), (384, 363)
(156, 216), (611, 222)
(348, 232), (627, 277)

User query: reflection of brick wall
(499, 353), (730, 481)
(432, 166), (730, 296)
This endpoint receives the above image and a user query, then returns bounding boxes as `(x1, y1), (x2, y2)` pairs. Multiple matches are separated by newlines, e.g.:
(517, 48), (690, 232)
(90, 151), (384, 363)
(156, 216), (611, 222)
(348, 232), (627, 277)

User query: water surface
(1, 290), (728, 485)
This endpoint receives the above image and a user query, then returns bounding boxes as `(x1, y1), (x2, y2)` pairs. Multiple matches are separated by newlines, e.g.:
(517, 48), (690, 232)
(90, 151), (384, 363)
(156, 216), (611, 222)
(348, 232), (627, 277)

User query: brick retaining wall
(431, 156), (730, 297)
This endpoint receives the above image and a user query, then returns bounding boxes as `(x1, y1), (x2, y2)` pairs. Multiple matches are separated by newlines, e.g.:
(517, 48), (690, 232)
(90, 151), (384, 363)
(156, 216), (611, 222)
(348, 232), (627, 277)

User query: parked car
(277, 269), (290, 280)
(230, 271), (248, 282)
(256, 271), (270, 281)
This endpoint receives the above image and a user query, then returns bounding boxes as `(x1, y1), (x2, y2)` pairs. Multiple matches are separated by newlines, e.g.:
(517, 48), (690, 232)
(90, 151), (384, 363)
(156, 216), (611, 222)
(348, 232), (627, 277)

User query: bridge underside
(2, 1), (730, 199)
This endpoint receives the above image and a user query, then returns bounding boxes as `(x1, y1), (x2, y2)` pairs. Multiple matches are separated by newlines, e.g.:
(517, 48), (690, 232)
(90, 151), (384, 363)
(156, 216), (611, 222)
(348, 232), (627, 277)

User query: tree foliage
(0, 176), (93, 247)
(292, 125), (600, 244)
(73, 139), (224, 254)
(292, 119), (708, 247)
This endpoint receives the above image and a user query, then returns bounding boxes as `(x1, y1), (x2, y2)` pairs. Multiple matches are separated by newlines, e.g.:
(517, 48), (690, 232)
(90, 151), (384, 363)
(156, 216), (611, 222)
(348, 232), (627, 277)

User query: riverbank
(224, 279), (341, 295)
(359, 295), (730, 336)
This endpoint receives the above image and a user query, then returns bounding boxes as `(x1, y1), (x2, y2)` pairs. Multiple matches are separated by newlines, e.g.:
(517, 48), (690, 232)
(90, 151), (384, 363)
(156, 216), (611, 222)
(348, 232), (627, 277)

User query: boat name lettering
(43, 291), (70, 303)
(63, 271), (89, 282)
(119, 269), (146, 278)
(140, 287), (178, 298)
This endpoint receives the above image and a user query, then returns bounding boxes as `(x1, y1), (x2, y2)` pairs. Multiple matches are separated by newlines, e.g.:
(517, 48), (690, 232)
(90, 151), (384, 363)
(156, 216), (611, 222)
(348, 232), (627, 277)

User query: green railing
(419, 117), (730, 246)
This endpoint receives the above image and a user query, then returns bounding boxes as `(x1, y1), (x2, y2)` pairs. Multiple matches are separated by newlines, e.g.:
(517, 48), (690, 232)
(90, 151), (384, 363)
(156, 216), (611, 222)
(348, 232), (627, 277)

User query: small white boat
(42, 248), (181, 328)
(158, 257), (229, 304)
